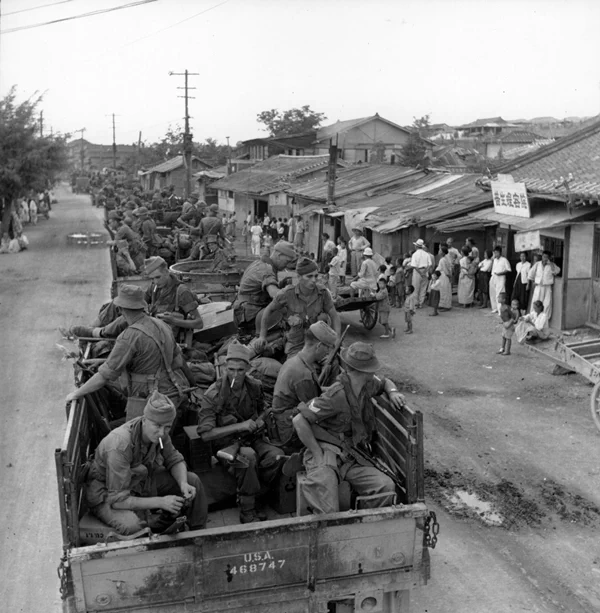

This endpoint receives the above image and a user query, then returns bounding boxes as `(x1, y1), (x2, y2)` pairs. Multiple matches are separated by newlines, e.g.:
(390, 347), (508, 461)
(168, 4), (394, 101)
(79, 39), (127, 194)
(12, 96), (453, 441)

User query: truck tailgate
(68, 504), (428, 613)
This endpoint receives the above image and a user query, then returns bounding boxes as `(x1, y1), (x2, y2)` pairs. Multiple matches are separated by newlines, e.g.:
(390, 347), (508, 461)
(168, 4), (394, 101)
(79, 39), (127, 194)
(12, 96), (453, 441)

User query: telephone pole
(39, 111), (44, 137)
(106, 113), (119, 170)
(75, 128), (86, 172)
(169, 69), (198, 198)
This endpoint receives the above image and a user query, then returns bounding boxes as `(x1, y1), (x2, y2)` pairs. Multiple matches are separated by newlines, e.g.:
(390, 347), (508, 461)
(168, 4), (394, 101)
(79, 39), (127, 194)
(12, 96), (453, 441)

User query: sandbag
(188, 361), (216, 385)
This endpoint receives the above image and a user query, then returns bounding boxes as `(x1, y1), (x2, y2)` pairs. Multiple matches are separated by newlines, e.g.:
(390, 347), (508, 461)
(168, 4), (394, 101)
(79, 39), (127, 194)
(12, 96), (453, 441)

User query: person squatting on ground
(84, 390), (208, 535)
(375, 277), (395, 338)
(404, 285), (417, 333)
(271, 321), (338, 452)
(291, 342), (406, 515)
(198, 342), (285, 523)
(257, 256), (340, 360)
(516, 300), (550, 343)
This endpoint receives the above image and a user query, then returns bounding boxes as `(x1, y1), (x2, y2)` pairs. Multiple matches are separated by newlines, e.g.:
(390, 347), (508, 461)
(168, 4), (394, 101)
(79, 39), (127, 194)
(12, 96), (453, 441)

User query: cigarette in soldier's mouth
(159, 437), (163, 449)
(230, 376), (235, 388)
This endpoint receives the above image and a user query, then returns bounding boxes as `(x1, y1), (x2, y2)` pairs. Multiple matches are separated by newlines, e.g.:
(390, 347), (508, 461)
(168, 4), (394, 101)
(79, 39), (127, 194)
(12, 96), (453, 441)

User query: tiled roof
(209, 155), (335, 195)
(495, 130), (544, 144)
(315, 114), (411, 143)
(288, 165), (422, 202)
(143, 155), (211, 175)
(499, 116), (600, 199)
(459, 116), (519, 129)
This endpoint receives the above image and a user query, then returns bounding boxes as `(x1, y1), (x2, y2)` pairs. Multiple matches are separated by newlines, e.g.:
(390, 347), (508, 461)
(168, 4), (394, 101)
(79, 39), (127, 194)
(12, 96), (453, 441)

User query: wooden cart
(527, 337), (600, 431)
(335, 294), (380, 330)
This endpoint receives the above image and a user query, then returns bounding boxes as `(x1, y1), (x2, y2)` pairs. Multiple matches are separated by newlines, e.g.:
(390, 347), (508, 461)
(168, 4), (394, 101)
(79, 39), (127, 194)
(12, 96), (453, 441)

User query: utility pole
(112, 113), (117, 169)
(136, 131), (142, 176)
(169, 69), (198, 198)
(39, 111), (44, 137)
(326, 135), (338, 206)
(226, 136), (231, 176)
(75, 127), (86, 172)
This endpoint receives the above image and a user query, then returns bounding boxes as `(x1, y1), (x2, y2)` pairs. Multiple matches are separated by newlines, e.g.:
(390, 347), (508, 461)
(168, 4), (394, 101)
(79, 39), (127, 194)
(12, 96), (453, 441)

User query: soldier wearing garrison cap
(271, 321), (338, 451)
(258, 256), (340, 359)
(198, 341), (285, 523)
(66, 285), (193, 421)
(84, 390), (208, 535)
(233, 240), (297, 336)
(292, 342), (406, 515)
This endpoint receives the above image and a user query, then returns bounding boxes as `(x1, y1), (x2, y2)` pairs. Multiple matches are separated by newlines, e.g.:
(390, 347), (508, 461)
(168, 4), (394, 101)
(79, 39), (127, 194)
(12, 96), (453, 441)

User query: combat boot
(239, 495), (262, 524)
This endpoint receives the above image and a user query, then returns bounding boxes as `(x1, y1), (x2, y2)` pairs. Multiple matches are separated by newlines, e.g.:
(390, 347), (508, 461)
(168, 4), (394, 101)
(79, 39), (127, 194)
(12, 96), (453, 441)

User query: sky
(1, 0), (599, 146)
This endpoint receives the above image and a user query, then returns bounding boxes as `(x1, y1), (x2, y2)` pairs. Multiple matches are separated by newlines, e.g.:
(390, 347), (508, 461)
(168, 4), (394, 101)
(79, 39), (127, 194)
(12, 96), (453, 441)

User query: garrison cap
(226, 341), (251, 364)
(144, 390), (176, 425)
(296, 257), (318, 276)
(309, 321), (337, 347)
(272, 240), (296, 259)
(341, 342), (381, 373)
(113, 284), (147, 310)
(145, 256), (167, 275)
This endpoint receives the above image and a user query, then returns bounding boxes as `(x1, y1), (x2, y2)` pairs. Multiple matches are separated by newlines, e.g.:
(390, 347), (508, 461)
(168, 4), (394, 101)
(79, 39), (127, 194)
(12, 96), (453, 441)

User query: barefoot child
(404, 285), (417, 334)
(375, 277), (395, 338)
(428, 270), (442, 316)
(498, 294), (519, 355)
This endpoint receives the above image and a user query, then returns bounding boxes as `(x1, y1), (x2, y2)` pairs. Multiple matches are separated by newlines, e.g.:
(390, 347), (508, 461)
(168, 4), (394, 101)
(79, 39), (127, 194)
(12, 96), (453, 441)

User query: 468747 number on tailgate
(230, 551), (286, 575)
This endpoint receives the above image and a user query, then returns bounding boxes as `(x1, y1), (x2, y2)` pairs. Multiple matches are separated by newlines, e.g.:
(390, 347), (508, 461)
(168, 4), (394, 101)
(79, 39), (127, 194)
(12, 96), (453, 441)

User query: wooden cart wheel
(590, 382), (600, 433)
(360, 302), (378, 330)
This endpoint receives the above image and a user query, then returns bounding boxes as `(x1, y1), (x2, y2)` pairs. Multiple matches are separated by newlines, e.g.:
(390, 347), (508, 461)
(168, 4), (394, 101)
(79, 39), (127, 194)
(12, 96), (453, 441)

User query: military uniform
(233, 257), (280, 334)
(199, 375), (283, 504)
(298, 372), (395, 514)
(271, 353), (321, 448)
(98, 313), (188, 420)
(85, 417), (207, 534)
(270, 283), (335, 358)
(189, 214), (225, 260)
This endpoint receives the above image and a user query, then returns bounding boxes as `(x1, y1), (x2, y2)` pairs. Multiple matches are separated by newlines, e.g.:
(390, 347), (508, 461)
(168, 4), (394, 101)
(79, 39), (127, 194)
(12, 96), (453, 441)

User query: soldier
(292, 342), (406, 514)
(106, 210), (145, 274)
(133, 206), (162, 257)
(198, 342), (285, 523)
(66, 285), (192, 421)
(185, 203), (226, 261)
(232, 240), (297, 336)
(271, 321), (338, 451)
(257, 257), (340, 359)
(85, 390), (208, 535)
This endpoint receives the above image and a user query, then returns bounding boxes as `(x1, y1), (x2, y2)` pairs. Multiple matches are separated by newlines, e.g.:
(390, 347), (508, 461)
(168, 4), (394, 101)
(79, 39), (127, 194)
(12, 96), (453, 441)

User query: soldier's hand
(180, 482), (196, 501)
(65, 391), (79, 403)
(254, 337), (268, 353)
(388, 391), (406, 410)
(241, 419), (258, 433)
(161, 495), (185, 515)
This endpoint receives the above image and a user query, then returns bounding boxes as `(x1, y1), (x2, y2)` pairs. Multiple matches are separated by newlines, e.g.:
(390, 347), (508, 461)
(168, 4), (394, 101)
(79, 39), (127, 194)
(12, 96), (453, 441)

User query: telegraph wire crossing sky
(1, 0), (599, 145)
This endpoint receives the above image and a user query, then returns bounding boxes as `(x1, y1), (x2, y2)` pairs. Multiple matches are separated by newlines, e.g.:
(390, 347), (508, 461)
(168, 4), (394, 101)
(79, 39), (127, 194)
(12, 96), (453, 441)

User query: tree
(398, 115), (432, 168)
(0, 87), (68, 230)
(256, 105), (327, 137)
(412, 114), (431, 136)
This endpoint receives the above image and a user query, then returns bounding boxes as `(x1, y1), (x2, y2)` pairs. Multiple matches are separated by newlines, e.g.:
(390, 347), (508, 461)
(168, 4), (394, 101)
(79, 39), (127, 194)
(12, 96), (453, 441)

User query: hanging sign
(514, 230), (541, 252)
(491, 180), (531, 218)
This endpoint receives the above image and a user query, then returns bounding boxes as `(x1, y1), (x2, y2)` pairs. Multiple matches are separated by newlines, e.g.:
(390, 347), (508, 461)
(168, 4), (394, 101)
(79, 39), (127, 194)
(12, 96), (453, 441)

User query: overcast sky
(1, 0), (599, 146)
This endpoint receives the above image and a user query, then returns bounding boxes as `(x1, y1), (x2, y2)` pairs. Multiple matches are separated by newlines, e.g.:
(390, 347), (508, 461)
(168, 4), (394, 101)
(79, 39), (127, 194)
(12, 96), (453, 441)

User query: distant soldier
(133, 206), (162, 257)
(185, 203), (226, 261)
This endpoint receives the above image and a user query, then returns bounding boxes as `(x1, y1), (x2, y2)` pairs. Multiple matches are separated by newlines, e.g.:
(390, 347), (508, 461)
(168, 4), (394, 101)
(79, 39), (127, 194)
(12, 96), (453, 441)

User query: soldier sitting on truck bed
(292, 342), (406, 515)
(85, 390), (208, 535)
(197, 342), (285, 524)
(181, 203), (226, 261)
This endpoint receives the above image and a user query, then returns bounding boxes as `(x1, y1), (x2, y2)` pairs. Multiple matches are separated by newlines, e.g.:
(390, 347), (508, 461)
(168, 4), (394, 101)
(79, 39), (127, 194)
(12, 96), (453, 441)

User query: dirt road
(340, 300), (600, 612)
(2, 192), (599, 612)
(0, 187), (111, 612)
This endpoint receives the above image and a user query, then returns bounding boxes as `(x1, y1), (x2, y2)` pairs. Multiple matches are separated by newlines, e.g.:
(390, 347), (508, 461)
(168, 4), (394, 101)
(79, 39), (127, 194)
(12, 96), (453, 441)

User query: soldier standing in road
(232, 240), (297, 336)
(257, 257), (341, 359)
(198, 343), (285, 523)
(66, 285), (192, 421)
(85, 390), (208, 535)
(292, 342), (406, 514)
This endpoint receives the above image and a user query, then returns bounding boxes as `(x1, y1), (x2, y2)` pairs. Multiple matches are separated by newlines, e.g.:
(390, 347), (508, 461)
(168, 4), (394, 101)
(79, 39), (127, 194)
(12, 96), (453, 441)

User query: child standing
(375, 278), (395, 339)
(428, 270), (442, 316)
(404, 285), (417, 334)
(387, 265), (397, 306)
(394, 264), (405, 307)
(327, 247), (343, 299)
(498, 294), (519, 355)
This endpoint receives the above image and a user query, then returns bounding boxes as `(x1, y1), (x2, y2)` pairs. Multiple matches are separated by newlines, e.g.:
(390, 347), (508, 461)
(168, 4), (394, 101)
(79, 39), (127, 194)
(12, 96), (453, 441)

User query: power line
(1, 0), (157, 34)
(3, 0), (77, 17)
(122, 0), (232, 48)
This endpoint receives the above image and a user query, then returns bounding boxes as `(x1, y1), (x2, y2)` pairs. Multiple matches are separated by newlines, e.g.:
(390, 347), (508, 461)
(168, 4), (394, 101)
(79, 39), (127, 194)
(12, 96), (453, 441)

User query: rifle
(318, 324), (350, 386)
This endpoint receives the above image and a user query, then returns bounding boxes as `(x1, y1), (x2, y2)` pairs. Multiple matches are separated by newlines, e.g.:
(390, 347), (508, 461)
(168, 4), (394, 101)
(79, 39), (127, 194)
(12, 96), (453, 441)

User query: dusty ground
(340, 296), (600, 612)
(0, 187), (111, 612)
(2, 190), (599, 612)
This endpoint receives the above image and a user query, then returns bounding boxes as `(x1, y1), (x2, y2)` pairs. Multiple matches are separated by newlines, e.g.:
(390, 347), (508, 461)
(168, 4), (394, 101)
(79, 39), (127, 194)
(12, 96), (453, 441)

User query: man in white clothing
(527, 250), (560, 319)
(489, 246), (511, 313)
(410, 239), (431, 307)
(350, 248), (379, 296)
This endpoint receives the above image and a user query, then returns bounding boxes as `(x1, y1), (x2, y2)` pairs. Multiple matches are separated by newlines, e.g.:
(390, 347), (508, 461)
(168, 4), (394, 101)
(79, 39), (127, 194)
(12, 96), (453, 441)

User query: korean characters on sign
(491, 181), (531, 218)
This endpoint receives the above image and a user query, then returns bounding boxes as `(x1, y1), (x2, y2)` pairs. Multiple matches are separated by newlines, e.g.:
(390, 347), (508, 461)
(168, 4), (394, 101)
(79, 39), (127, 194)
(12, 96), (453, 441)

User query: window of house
(390, 154), (396, 165)
(228, 190), (234, 199)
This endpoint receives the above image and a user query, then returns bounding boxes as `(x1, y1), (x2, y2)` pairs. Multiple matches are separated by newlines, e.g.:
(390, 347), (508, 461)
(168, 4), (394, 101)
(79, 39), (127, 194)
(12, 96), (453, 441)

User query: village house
(457, 116), (521, 139)
(66, 138), (137, 172)
(236, 132), (317, 161)
(431, 116), (600, 330)
(209, 154), (346, 222)
(484, 130), (547, 159)
(140, 155), (212, 197)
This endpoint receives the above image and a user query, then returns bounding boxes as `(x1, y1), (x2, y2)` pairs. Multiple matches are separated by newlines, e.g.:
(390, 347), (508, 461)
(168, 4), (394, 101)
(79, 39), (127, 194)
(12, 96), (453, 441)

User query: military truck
(56, 358), (436, 612)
